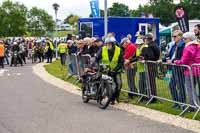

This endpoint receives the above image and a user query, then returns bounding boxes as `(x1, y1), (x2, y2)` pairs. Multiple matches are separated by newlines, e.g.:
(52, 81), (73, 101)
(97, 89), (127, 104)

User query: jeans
(185, 76), (195, 105)
(111, 73), (122, 101)
(4, 53), (9, 65)
(60, 53), (66, 65)
(169, 67), (186, 103)
(126, 67), (137, 96)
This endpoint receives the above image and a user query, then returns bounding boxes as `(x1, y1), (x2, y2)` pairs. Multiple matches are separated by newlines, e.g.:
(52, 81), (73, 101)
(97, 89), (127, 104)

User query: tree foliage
(27, 7), (55, 36)
(108, 3), (130, 17)
(88, 1), (200, 26)
(0, 0), (27, 37)
(64, 14), (79, 25)
(0, 0), (54, 37)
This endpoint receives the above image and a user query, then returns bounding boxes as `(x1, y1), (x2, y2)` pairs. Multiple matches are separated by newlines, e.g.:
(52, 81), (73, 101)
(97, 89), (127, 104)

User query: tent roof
(160, 28), (171, 36)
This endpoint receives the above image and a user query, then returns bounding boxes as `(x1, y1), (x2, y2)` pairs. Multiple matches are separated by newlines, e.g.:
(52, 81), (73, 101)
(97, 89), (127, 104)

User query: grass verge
(44, 60), (200, 121)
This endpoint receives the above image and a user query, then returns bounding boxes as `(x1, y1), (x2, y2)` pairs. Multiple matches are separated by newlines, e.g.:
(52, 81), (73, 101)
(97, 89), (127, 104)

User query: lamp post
(52, 3), (60, 59)
(104, 0), (108, 36)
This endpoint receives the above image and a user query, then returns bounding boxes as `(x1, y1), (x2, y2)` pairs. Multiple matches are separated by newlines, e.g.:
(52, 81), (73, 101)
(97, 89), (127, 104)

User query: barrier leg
(179, 105), (190, 116)
(192, 108), (200, 120)
(137, 96), (144, 104)
(146, 96), (154, 105)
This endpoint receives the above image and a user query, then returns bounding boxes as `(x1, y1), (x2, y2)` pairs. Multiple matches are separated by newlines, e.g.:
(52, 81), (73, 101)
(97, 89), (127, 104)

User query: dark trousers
(139, 72), (147, 95)
(46, 51), (53, 63)
(20, 53), (26, 64)
(11, 55), (23, 66)
(126, 67), (137, 96)
(147, 63), (157, 96)
(111, 73), (122, 101)
(169, 68), (186, 103)
(0, 57), (4, 68)
(37, 52), (44, 63)
(60, 53), (66, 65)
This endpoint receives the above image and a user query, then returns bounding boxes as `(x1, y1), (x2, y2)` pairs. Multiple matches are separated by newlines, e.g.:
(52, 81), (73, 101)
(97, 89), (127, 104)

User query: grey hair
(173, 30), (183, 37)
(183, 32), (196, 41)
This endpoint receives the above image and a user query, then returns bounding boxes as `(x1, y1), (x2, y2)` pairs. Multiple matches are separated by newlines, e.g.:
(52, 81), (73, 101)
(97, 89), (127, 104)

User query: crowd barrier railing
(66, 55), (200, 119)
(121, 61), (150, 103)
(191, 64), (200, 119)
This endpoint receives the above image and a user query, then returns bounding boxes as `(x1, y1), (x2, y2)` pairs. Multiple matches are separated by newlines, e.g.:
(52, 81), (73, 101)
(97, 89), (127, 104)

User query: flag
(174, 6), (189, 33)
(90, 0), (100, 18)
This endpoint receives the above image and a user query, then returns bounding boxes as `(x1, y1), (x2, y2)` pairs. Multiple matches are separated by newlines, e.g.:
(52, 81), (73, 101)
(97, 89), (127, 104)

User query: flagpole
(104, 0), (108, 36)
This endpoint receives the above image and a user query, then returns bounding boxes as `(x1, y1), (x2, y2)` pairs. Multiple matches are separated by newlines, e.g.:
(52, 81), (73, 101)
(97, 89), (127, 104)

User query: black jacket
(144, 41), (160, 61)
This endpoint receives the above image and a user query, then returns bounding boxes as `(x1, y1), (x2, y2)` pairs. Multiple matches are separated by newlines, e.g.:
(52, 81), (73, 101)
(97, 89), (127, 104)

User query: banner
(174, 6), (189, 33)
(90, 0), (100, 18)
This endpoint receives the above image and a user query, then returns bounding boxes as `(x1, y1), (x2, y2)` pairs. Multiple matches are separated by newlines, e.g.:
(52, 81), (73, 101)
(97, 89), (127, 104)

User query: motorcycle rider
(10, 42), (23, 67)
(96, 36), (124, 105)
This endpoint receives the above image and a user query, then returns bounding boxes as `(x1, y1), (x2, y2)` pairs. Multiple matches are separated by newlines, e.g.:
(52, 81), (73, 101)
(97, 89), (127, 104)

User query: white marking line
(13, 73), (22, 76)
(0, 69), (9, 77)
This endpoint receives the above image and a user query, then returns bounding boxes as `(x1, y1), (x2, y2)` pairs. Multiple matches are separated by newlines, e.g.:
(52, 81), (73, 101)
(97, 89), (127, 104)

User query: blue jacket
(163, 39), (185, 63)
(68, 45), (77, 54)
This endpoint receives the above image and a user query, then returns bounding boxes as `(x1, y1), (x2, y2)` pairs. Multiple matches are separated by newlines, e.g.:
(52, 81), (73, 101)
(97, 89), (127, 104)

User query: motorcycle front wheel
(97, 80), (112, 109)
(82, 85), (90, 103)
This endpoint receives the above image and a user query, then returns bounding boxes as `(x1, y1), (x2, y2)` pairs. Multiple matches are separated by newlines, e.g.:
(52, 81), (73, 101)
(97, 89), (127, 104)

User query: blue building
(78, 17), (160, 44)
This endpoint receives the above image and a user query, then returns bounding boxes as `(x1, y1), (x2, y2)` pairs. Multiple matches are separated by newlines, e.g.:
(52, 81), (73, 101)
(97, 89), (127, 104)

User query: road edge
(33, 63), (200, 133)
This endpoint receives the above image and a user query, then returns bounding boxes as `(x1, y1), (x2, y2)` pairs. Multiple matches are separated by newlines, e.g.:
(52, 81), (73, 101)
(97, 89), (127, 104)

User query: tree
(179, 0), (200, 20)
(88, 3), (131, 17)
(64, 14), (79, 25)
(150, 0), (176, 26)
(108, 3), (130, 17)
(0, 0), (28, 37)
(131, 0), (176, 26)
(27, 7), (55, 36)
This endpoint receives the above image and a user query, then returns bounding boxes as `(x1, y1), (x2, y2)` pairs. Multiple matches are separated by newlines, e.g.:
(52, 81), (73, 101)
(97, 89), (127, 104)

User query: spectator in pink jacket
(175, 32), (200, 108)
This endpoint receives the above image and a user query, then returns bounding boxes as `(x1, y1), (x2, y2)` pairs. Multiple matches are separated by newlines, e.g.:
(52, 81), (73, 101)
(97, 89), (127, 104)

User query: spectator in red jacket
(121, 37), (137, 99)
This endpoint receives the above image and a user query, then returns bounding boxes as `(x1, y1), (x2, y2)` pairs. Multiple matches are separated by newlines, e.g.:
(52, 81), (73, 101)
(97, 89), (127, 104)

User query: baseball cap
(145, 33), (154, 39)
(105, 37), (116, 44)
(135, 38), (144, 45)
(120, 37), (129, 45)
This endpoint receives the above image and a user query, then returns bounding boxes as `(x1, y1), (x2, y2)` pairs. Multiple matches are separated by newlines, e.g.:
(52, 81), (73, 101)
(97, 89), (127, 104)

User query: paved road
(0, 63), (195, 133)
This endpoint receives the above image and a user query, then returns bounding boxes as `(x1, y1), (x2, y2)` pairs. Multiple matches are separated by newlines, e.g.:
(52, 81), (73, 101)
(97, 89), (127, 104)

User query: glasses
(173, 35), (178, 38)
(183, 38), (188, 40)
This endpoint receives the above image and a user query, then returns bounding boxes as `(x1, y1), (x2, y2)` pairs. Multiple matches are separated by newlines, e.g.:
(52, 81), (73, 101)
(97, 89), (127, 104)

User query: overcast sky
(0, 0), (150, 20)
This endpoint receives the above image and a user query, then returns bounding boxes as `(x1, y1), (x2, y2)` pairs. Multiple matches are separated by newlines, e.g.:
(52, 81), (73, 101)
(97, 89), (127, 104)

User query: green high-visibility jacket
(136, 44), (148, 72)
(58, 43), (67, 54)
(102, 45), (121, 71)
(46, 41), (54, 51)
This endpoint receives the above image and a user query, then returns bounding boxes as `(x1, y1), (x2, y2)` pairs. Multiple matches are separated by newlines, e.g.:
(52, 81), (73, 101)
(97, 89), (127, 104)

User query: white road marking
(0, 69), (9, 77)
(0, 69), (23, 77)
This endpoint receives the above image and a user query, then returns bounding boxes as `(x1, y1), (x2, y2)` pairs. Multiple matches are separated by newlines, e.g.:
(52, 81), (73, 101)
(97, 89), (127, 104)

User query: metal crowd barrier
(121, 61), (150, 103)
(67, 54), (78, 76)
(67, 54), (92, 83)
(121, 60), (200, 119)
(191, 64), (200, 119)
(145, 61), (198, 116)
(66, 55), (200, 119)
